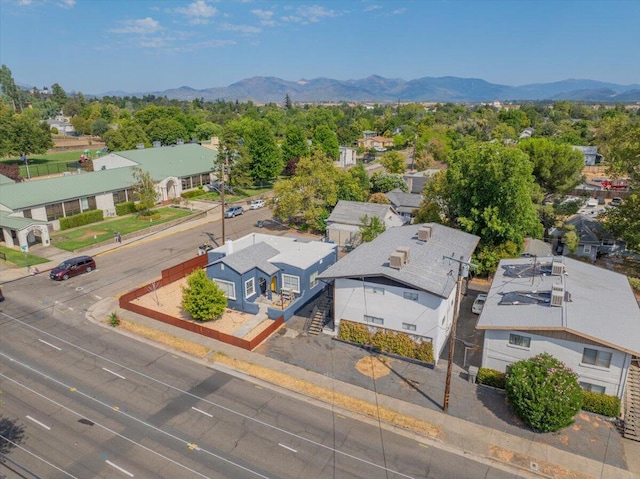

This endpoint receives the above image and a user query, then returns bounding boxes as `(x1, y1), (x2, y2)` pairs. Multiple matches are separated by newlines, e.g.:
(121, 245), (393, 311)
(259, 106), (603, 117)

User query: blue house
(205, 233), (338, 321)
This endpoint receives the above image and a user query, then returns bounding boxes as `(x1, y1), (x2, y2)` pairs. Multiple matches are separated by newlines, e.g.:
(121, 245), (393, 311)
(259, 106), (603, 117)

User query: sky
(1, 0), (639, 95)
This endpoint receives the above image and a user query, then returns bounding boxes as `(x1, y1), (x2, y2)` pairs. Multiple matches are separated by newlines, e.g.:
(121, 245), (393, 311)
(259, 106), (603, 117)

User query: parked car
(472, 293), (487, 314)
(50, 255), (96, 281)
(224, 206), (244, 218)
(610, 197), (623, 206)
(249, 199), (266, 210)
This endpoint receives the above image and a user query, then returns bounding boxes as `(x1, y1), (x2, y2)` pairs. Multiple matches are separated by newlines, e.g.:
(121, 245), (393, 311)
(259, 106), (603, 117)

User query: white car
(472, 294), (487, 314)
(249, 199), (266, 210)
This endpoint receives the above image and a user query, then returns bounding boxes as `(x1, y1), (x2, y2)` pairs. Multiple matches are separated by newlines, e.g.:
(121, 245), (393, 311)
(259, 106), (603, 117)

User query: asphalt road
(0, 209), (526, 479)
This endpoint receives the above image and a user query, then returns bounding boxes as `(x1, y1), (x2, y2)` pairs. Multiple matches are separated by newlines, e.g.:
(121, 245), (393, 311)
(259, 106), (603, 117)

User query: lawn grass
(0, 151), (93, 178)
(192, 186), (272, 203)
(0, 245), (49, 268)
(51, 207), (195, 251)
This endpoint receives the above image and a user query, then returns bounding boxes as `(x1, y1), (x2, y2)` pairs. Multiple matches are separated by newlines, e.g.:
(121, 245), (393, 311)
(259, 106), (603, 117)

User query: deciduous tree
(181, 269), (227, 322)
(245, 121), (282, 184)
(370, 172), (408, 194)
(359, 215), (386, 243)
(131, 166), (157, 214)
(380, 150), (406, 174)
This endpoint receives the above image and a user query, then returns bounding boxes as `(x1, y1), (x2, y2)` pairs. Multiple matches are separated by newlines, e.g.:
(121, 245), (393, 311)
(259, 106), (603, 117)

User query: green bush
(181, 269), (227, 321)
(115, 201), (136, 215)
(337, 320), (434, 363)
(181, 189), (203, 199)
(477, 368), (507, 389)
(505, 353), (583, 432)
(582, 391), (621, 417)
(59, 209), (104, 230)
(629, 277), (640, 292)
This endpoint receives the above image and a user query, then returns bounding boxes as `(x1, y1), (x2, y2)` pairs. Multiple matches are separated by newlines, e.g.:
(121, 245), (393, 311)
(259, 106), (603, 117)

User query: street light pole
(442, 254), (476, 414)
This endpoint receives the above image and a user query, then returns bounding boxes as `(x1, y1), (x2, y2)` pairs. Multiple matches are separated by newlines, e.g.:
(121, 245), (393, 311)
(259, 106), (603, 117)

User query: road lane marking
(106, 460), (134, 477)
(26, 415), (50, 430)
(102, 367), (126, 379)
(192, 407), (213, 417)
(38, 339), (62, 351)
(278, 443), (297, 453)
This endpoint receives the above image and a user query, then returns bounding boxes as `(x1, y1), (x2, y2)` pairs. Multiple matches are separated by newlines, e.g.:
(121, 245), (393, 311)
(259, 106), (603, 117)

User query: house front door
(271, 276), (277, 292)
(259, 278), (267, 295)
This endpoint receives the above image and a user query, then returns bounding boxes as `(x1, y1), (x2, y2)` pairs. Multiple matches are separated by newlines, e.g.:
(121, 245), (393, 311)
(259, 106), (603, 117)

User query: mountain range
(98, 75), (640, 103)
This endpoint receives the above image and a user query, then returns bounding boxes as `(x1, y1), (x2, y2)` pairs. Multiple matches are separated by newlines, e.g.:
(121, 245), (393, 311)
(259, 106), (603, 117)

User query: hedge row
(115, 202), (137, 216)
(477, 367), (621, 417)
(59, 209), (104, 230)
(338, 320), (434, 363)
(181, 189), (203, 199)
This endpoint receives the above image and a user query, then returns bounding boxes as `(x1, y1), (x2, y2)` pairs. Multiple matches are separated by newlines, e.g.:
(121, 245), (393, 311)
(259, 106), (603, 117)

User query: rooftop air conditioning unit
(551, 283), (564, 307)
(176, 138), (184, 145)
(389, 251), (405, 269)
(153, 141), (161, 148)
(396, 246), (411, 264)
(552, 261), (565, 276)
(418, 225), (432, 242)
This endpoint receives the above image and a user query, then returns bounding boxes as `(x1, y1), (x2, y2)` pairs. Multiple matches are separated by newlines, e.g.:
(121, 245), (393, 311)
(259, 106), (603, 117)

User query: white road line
(278, 443), (297, 453)
(26, 415), (51, 430)
(192, 407), (213, 417)
(102, 367), (126, 379)
(106, 460), (134, 477)
(38, 339), (62, 351)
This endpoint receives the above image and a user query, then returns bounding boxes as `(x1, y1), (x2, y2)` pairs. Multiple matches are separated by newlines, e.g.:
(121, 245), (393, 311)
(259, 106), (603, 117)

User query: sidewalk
(3, 213), (639, 478)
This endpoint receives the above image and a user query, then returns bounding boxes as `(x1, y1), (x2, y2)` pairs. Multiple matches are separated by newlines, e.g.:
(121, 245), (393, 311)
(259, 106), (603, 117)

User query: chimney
(225, 239), (233, 255)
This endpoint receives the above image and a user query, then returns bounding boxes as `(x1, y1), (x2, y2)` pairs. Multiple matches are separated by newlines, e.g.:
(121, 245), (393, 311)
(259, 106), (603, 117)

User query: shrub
(505, 353), (583, 432)
(582, 391), (621, 417)
(115, 201), (136, 216)
(337, 320), (434, 363)
(477, 368), (507, 389)
(59, 209), (104, 230)
(181, 189), (203, 199)
(629, 277), (640, 292)
(108, 311), (120, 327)
(181, 268), (227, 322)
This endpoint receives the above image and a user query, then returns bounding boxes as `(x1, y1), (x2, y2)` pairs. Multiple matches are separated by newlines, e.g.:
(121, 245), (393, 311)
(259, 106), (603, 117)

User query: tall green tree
(146, 118), (188, 145)
(370, 172), (408, 193)
(281, 125), (309, 175)
(518, 138), (584, 197)
(131, 166), (157, 214)
(425, 142), (542, 248)
(181, 268), (227, 322)
(380, 150), (406, 174)
(245, 121), (282, 184)
(0, 64), (26, 112)
(359, 215), (386, 243)
(0, 105), (53, 156)
(50, 83), (68, 112)
(102, 121), (149, 151)
(311, 124), (339, 161)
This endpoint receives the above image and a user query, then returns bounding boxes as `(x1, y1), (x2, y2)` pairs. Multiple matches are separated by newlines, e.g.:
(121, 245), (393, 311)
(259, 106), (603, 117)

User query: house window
(582, 348), (612, 368)
(282, 274), (300, 293)
(364, 315), (384, 325)
(23, 209), (32, 219)
(310, 271), (318, 289)
(214, 279), (236, 300)
(402, 323), (416, 331)
(583, 245), (592, 253)
(508, 334), (531, 348)
(580, 382), (606, 394)
(45, 203), (64, 221)
(364, 286), (385, 295)
(245, 278), (255, 298)
(63, 199), (81, 216)
(404, 292), (418, 301)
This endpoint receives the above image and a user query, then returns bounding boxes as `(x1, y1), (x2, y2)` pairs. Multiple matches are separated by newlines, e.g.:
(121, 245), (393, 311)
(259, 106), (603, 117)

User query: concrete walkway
(2, 213), (639, 479)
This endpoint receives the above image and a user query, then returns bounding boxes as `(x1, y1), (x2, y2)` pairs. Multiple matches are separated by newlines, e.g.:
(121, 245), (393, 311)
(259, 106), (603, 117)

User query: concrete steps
(307, 293), (332, 336)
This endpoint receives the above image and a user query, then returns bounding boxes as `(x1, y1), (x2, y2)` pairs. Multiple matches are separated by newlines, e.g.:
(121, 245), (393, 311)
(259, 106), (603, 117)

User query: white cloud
(392, 8), (407, 15)
(251, 9), (275, 26)
(110, 17), (161, 35)
(219, 23), (262, 34)
(58, 0), (75, 8)
(15, 0), (75, 7)
(363, 4), (381, 12)
(192, 39), (236, 48)
(139, 37), (166, 48)
(281, 5), (339, 24)
(176, 0), (218, 25)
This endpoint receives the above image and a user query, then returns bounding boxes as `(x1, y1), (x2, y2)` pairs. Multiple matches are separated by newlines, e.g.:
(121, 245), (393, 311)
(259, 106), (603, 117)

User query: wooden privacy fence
(119, 254), (283, 351)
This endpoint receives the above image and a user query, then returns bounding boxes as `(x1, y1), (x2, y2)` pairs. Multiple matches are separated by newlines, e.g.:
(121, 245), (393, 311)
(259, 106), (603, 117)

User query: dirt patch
(117, 319), (211, 358)
(489, 444), (594, 479)
(78, 229), (103, 241)
(355, 356), (393, 379)
(130, 277), (275, 340)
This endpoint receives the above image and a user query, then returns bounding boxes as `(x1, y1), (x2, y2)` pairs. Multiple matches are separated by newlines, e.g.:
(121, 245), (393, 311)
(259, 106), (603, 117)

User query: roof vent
(396, 246), (411, 264)
(176, 138), (184, 145)
(552, 261), (565, 276)
(551, 283), (564, 307)
(136, 143), (145, 149)
(153, 141), (161, 148)
(389, 251), (405, 269)
(418, 225), (432, 242)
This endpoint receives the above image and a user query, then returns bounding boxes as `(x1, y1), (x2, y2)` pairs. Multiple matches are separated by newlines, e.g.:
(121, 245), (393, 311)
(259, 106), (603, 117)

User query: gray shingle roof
(221, 242), (280, 275)
(318, 223), (479, 298)
(386, 188), (423, 210)
(326, 201), (392, 226)
(476, 257), (640, 356)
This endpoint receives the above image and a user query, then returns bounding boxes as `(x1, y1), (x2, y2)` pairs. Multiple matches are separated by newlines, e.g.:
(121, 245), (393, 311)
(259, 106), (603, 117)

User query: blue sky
(1, 0), (639, 94)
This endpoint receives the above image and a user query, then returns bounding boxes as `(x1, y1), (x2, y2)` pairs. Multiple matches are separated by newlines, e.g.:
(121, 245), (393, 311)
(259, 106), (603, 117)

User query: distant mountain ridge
(98, 75), (640, 103)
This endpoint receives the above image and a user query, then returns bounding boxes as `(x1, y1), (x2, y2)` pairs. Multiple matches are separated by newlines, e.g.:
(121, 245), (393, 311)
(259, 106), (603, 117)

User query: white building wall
(482, 329), (629, 398)
(93, 153), (138, 171)
(95, 192), (117, 218)
(30, 207), (47, 222)
(334, 278), (457, 362)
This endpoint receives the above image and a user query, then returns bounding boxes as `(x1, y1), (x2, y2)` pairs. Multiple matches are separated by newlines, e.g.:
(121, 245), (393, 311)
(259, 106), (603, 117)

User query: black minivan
(50, 256), (96, 281)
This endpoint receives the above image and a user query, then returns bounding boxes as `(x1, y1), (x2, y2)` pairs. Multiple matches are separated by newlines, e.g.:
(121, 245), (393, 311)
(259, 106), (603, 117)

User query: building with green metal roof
(0, 144), (217, 250)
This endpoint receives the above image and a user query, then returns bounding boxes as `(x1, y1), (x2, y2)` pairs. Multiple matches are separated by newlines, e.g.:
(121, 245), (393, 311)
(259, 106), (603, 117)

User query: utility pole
(442, 254), (476, 413)
(220, 151), (227, 243)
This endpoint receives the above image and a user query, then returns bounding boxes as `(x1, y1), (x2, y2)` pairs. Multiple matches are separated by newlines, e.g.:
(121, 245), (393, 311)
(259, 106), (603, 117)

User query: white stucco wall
(95, 192), (117, 217)
(333, 277), (458, 362)
(481, 329), (630, 398)
(93, 153), (138, 171)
